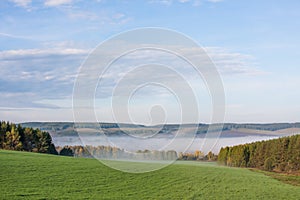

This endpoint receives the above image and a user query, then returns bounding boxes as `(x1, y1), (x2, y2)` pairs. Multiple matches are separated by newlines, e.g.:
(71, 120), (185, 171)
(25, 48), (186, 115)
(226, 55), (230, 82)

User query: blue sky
(0, 0), (300, 123)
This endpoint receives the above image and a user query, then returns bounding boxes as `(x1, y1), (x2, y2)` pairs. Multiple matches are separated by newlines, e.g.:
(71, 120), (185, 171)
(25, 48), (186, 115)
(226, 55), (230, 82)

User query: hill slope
(1, 150), (300, 199)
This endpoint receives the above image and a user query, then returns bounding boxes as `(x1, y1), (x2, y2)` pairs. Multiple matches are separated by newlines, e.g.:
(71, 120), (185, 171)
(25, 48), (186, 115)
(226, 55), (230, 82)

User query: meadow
(1, 150), (300, 199)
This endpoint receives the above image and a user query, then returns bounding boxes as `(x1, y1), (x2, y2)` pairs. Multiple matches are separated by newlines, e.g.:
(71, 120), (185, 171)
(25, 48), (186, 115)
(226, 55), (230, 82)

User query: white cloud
(70, 44), (261, 79)
(207, 0), (223, 2)
(9, 0), (31, 8)
(0, 48), (89, 60)
(44, 0), (73, 7)
(113, 13), (125, 20)
(179, 0), (190, 3)
(148, 0), (173, 5)
(61, 5), (131, 26)
(0, 32), (31, 40)
(0, 108), (74, 123)
(149, 0), (222, 6)
(0, 44), (262, 113)
(0, 46), (88, 106)
(67, 10), (99, 20)
(205, 47), (264, 75)
(119, 46), (263, 76)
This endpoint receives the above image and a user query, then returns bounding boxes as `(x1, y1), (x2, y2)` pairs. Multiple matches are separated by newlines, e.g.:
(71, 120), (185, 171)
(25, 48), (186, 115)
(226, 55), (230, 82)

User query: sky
(0, 0), (300, 124)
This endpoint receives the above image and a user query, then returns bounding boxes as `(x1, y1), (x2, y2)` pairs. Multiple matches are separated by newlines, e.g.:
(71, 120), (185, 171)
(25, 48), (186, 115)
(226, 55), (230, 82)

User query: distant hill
(20, 122), (300, 137)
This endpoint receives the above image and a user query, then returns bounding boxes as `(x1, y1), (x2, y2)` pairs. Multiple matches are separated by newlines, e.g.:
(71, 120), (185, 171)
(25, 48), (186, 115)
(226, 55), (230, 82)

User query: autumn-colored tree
(194, 150), (204, 160)
(4, 125), (22, 150)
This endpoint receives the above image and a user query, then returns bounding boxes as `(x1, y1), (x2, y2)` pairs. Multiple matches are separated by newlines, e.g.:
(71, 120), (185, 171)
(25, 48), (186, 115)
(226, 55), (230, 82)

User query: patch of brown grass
(250, 168), (300, 187)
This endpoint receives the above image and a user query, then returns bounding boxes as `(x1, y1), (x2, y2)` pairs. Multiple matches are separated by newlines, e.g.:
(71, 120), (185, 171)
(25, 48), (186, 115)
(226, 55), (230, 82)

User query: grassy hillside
(1, 150), (300, 199)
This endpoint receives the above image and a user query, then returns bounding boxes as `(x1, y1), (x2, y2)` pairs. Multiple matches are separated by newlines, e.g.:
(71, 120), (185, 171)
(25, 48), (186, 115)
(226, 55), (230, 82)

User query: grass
(250, 169), (300, 187)
(0, 150), (300, 199)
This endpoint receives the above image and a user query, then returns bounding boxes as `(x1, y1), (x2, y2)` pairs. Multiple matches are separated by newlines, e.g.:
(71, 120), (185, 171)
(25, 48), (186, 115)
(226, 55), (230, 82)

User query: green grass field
(1, 150), (299, 199)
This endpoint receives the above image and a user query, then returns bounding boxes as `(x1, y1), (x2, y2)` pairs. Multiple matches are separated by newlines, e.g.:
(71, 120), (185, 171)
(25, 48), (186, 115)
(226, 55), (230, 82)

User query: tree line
(178, 150), (218, 161)
(57, 146), (219, 162)
(218, 134), (300, 173)
(58, 145), (178, 161)
(0, 121), (57, 154)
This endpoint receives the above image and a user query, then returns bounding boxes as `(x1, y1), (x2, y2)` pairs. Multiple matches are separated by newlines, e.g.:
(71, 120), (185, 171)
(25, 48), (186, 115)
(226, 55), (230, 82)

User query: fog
(52, 135), (279, 154)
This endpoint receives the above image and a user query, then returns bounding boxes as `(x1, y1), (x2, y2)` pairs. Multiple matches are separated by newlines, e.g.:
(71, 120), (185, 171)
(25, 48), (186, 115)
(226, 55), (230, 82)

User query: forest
(218, 134), (300, 173)
(0, 121), (57, 155)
